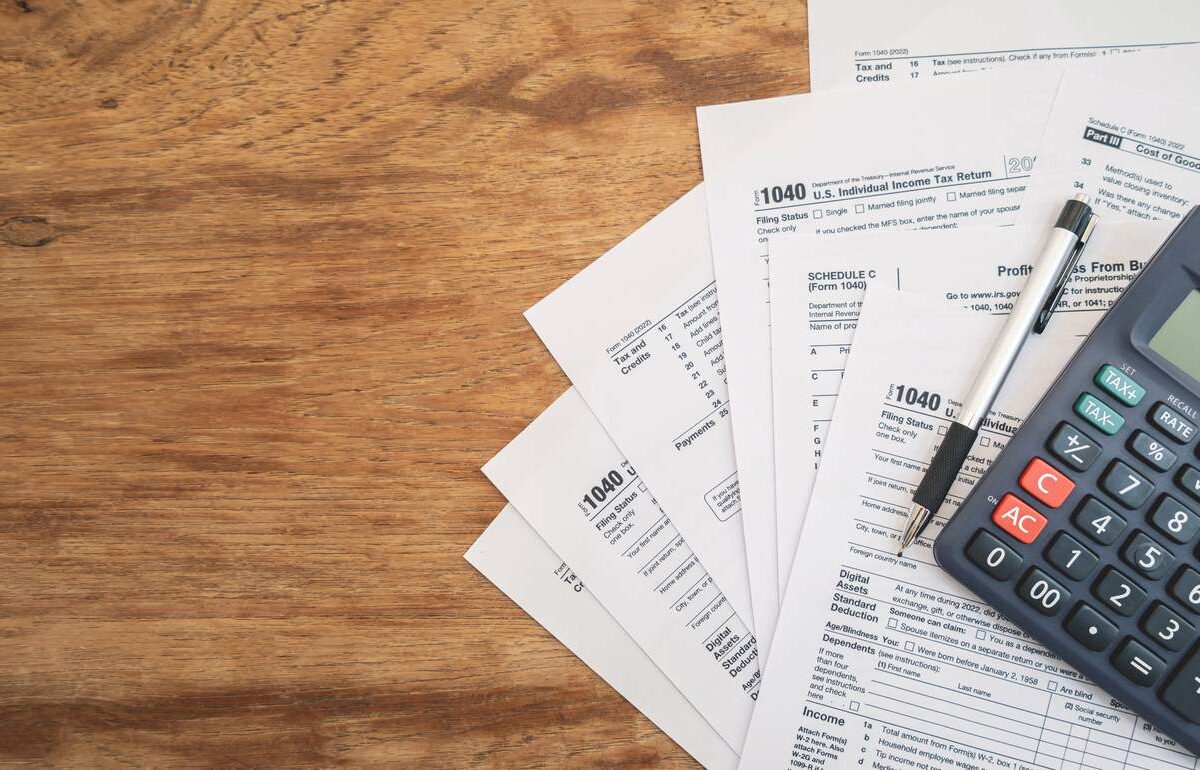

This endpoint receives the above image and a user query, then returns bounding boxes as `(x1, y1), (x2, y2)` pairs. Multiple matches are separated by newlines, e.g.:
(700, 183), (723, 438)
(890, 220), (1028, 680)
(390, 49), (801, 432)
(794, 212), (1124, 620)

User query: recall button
(1152, 402), (1197, 444)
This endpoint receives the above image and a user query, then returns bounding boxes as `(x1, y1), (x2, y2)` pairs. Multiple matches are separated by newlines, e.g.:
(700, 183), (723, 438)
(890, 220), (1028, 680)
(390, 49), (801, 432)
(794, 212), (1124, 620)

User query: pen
(898, 194), (1098, 556)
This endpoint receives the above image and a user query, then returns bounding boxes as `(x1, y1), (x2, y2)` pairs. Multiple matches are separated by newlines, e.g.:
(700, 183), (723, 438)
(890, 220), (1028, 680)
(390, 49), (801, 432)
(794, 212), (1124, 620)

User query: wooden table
(0, 2), (808, 766)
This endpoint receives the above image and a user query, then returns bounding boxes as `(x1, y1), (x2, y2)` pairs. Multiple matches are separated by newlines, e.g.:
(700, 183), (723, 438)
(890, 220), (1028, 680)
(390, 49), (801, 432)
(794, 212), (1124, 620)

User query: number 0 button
(1018, 568), (1070, 616)
(966, 530), (1023, 581)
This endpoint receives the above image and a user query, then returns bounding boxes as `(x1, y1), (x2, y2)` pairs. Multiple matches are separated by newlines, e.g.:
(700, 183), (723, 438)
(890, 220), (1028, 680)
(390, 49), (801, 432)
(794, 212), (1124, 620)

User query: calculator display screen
(1149, 289), (1200, 382)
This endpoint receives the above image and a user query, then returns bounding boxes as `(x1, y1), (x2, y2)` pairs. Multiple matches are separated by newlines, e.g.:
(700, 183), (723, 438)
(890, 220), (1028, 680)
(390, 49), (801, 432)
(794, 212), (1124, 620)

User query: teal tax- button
(1095, 365), (1146, 406)
(1075, 393), (1125, 435)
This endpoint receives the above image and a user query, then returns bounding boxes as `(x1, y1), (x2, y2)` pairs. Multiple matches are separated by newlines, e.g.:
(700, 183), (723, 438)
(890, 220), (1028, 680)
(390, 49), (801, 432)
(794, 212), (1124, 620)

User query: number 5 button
(1020, 458), (1075, 508)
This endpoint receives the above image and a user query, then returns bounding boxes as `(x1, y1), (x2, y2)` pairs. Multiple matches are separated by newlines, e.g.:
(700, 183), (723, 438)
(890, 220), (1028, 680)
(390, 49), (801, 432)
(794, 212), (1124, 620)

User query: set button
(1151, 402), (1197, 444)
(1095, 365), (1146, 407)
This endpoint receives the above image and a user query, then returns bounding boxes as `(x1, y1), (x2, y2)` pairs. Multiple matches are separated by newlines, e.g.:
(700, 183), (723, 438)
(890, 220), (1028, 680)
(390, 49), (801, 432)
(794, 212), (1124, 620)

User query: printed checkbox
(980, 436), (992, 447)
(937, 425), (947, 436)
(947, 191), (958, 202)
(887, 618), (898, 629)
(976, 629), (986, 640)
(813, 209), (823, 219)
(854, 203), (866, 214)
(904, 640), (915, 652)
(1048, 681), (1059, 692)
(850, 701), (861, 712)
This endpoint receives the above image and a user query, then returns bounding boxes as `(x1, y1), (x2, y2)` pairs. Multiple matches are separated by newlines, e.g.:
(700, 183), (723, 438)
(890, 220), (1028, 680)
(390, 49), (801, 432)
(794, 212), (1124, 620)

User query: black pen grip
(913, 422), (978, 513)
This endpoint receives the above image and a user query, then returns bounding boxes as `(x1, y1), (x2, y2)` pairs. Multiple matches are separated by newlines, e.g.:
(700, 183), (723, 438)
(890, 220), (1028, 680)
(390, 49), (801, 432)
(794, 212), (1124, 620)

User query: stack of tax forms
(467, 2), (1200, 767)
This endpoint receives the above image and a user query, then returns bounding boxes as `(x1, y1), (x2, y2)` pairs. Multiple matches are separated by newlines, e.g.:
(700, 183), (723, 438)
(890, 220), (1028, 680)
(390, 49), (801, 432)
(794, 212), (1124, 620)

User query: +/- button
(1095, 365), (1146, 406)
(1020, 458), (1075, 508)
(1049, 422), (1102, 471)
(1076, 393), (1125, 435)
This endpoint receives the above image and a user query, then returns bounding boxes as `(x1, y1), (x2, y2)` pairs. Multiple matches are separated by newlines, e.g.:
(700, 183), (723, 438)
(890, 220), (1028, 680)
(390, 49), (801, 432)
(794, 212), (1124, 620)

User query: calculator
(935, 208), (1200, 755)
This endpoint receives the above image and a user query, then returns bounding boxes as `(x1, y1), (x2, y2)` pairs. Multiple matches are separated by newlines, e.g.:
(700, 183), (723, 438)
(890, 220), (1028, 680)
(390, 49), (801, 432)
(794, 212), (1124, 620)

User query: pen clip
(1033, 210), (1098, 334)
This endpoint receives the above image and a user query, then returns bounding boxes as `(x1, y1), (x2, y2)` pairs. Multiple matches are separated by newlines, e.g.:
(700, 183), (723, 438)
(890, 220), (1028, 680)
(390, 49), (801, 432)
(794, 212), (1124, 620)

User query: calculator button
(1152, 402), (1197, 444)
(1178, 465), (1200, 502)
(1100, 461), (1153, 509)
(1019, 458), (1075, 508)
(1149, 496), (1199, 544)
(1093, 567), (1148, 617)
(1045, 532), (1098, 581)
(1095, 365), (1146, 407)
(965, 530), (1023, 581)
(1113, 638), (1166, 687)
(1018, 568), (1070, 616)
(1161, 646), (1200, 723)
(1121, 531), (1176, 580)
(1048, 422), (1101, 471)
(992, 494), (1047, 544)
(1128, 431), (1178, 472)
(1170, 567), (1200, 614)
(1064, 603), (1118, 651)
(1142, 603), (1197, 652)
(1073, 497), (1127, 546)
(1075, 393), (1125, 435)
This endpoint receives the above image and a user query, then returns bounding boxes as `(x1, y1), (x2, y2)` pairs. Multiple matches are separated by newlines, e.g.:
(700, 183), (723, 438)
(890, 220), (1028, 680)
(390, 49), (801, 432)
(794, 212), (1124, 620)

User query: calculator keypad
(954, 361), (1200, 740)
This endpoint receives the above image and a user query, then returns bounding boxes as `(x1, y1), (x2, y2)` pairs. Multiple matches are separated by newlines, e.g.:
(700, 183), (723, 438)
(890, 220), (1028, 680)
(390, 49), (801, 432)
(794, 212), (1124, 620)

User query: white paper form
(809, 0), (1200, 91)
(740, 291), (1199, 769)
(768, 222), (1172, 587)
(465, 505), (738, 770)
(526, 186), (753, 632)
(697, 66), (1060, 607)
(1016, 56), (1200, 231)
(482, 389), (760, 749)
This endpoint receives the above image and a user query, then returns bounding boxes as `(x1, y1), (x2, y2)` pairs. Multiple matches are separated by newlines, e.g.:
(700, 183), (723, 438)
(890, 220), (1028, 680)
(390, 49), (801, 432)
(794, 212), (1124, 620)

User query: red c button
(992, 493), (1048, 544)
(1019, 457), (1075, 508)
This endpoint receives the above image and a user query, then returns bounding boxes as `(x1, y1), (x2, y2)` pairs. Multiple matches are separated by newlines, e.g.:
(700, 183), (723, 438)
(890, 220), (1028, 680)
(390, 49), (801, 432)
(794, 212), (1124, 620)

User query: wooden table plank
(0, 2), (809, 765)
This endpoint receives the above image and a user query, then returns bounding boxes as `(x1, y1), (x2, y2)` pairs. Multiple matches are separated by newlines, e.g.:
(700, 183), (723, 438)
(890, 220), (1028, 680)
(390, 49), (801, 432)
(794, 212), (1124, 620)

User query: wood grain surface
(0, 2), (808, 766)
